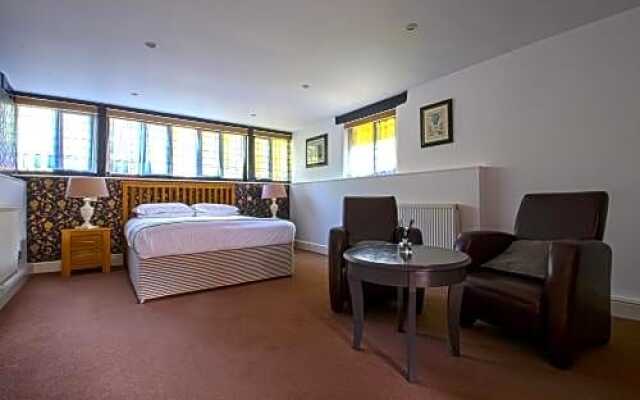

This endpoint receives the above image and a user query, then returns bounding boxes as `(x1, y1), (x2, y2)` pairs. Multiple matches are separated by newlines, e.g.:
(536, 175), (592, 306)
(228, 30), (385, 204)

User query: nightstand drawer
(70, 248), (101, 264)
(70, 252), (101, 268)
(70, 234), (103, 250)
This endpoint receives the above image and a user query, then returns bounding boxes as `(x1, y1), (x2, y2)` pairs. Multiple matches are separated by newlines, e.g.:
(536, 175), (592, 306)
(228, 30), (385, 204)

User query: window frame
(252, 130), (291, 183)
(15, 103), (98, 174)
(10, 92), (292, 182)
(344, 110), (397, 178)
(106, 117), (252, 181)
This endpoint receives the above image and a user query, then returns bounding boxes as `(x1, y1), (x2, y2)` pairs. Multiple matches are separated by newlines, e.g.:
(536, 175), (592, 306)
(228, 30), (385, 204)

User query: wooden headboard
(121, 180), (236, 220)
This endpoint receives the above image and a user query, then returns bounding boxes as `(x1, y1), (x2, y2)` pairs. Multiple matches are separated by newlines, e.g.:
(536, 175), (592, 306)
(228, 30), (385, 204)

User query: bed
(122, 180), (295, 303)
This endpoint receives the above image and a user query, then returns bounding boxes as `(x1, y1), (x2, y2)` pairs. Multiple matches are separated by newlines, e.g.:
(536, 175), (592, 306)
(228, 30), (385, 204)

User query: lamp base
(270, 198), (279, 218)
(78, 198), (98, 229)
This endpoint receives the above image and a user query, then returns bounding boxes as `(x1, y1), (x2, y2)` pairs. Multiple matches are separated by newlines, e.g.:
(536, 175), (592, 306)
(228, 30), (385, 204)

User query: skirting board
(30, 254), (124, 274)
(293, 240), (640, 321)
(295, 240), (328, 255)
(611, 296), (640, 321)
(0, 265), (29, 311)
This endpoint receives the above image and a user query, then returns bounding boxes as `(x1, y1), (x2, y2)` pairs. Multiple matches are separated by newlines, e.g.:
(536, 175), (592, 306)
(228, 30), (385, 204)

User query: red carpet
(1, 251), (638, 399)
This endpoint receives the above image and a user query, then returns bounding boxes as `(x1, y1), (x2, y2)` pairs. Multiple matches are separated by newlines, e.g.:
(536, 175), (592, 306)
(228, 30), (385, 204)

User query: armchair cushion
(481, 240), (550, 280)
(454, 231), (516, 268)
(465, 270), (544, 316)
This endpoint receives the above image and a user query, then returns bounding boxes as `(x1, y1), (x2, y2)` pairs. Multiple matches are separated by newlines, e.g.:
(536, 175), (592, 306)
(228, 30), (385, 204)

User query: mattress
(125, 215), (296, 259)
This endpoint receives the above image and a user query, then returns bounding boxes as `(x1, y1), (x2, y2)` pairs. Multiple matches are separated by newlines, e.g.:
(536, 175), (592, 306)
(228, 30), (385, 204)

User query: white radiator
(398, 203), (460, 249)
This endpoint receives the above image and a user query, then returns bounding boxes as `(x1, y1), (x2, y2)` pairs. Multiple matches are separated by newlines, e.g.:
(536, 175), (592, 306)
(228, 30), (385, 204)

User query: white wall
(291, 7), (640, 302)
(292, 119), (345, 182)
(291, 166), (485, 249)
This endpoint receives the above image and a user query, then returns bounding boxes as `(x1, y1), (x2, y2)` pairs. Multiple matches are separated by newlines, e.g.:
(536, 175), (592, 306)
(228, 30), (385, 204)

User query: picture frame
(306, 134), (328, 168)
(420, 98), (453, 148)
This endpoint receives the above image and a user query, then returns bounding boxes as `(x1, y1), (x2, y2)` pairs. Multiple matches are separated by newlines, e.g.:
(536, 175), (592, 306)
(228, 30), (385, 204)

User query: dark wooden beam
(335, 91), (407, 125)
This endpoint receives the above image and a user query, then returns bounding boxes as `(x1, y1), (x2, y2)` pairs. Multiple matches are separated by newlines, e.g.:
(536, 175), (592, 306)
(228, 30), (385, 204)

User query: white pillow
(192, 203), (239, 216)
(133, 203), (193, 217)
(136, 211), (195, 219)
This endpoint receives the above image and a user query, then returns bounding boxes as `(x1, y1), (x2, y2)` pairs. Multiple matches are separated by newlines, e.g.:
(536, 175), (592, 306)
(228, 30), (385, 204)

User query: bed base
(127, 243), (294, 303)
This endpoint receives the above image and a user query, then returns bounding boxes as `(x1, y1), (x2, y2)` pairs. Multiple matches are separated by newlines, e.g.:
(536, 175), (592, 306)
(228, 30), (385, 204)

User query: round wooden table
(344, 243), (470, 382)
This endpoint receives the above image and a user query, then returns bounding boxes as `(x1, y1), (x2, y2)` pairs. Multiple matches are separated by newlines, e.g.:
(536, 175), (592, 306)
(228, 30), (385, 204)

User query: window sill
(344, 170), (396, 179)
(292, 165), (486, 185)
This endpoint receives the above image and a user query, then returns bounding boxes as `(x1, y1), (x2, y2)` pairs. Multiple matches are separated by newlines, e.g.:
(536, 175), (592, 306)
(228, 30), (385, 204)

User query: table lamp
(261, 184), (287, 218)
(66, 177), (109, 229)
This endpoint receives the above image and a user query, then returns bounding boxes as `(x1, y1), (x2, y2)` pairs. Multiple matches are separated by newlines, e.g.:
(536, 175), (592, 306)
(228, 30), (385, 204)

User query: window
(108, 119), (173, 176)
(62, 113), (95, 171)
(16, 106), (56, 171)
(12, 98), (291, 181)
(344, 112), (396, 177)
(16, 103), (96, 172)
(108, 118), (142, 175)
(144, 124), (170, 175)
(200, 131), (221, 177)
(221, 133), (246, 179)
(171, 127), (198, 177)
(254, 134), (290, 181)
(107, 114), (249, 179)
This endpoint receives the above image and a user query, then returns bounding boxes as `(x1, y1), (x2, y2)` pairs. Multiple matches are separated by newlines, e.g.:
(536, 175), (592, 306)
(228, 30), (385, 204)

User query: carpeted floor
(1, 250), (639, 399)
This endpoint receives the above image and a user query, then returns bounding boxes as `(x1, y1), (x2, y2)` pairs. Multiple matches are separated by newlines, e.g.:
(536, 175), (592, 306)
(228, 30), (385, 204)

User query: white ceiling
(1, 0), (639, 131)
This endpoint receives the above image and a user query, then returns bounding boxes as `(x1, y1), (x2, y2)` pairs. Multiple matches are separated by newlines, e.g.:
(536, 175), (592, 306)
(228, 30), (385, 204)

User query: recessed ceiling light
(301, 84), (311, 89)
(405, 23), (418, 32)
(249, 113), (257, 117)
(144, 41), (157, 49)
(130, 91), (141, 96)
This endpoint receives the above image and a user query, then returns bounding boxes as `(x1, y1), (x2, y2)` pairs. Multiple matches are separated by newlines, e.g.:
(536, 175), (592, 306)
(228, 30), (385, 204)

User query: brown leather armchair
(455, 191), (611, 368)
(329, 196), (424, 313)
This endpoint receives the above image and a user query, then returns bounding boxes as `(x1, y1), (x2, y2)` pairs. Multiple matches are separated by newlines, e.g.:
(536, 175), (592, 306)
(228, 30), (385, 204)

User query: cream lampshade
(261, 184), (287, 218)
(66, 177), (109, 229)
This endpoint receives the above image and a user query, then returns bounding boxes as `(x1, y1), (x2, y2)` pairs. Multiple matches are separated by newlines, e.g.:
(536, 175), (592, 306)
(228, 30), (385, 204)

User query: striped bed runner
(129, 243), (293, 303)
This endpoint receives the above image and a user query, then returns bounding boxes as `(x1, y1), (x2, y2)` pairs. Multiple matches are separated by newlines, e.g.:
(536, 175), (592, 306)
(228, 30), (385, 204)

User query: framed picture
(306, 134), (328, 168)
(420, 99), (453, 148)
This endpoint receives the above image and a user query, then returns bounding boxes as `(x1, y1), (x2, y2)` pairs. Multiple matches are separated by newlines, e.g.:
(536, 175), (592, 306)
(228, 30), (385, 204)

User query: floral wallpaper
(236, 183), (289, 218)
(24, 177), (290, 262)
(25, 178), (124, 262)
(0, 86), (16, 171)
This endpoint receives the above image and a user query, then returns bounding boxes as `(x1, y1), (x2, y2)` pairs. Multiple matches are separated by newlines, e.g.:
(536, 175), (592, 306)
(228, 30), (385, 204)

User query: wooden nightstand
(61, 228), (111, 278)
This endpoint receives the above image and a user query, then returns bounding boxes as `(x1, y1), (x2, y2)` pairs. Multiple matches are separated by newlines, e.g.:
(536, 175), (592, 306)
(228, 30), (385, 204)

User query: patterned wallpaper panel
(236, 183), (290, 218)
(24, 177), (290, 263)
(26, 178), (124, 262)
(0, 87), (16, 171)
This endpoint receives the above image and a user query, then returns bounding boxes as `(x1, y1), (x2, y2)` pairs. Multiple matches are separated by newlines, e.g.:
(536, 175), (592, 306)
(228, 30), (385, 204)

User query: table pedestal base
(349, 273), (464, 383)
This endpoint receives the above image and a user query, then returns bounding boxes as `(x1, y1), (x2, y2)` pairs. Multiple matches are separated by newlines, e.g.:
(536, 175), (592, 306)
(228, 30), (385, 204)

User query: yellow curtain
(350, 122), (374, 146)
(375, 116), (395, 141)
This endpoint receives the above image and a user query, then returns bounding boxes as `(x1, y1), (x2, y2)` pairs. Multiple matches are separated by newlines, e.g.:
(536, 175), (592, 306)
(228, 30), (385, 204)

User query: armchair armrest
(544, 240), (612, 368)
(329, 227), (350, 312)
(454, 231), (515, 268)
(392, 227), (424, 245)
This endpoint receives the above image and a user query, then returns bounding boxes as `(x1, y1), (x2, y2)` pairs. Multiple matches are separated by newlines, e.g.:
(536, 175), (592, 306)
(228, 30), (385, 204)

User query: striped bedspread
(128, 243), (294, 303)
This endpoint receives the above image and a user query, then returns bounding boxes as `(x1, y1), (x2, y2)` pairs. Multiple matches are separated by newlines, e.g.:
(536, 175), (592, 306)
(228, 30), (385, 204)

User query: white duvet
(125, 216), (296, 259)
